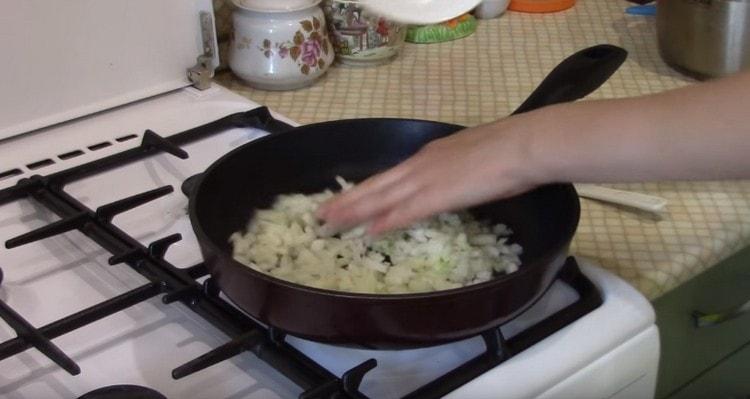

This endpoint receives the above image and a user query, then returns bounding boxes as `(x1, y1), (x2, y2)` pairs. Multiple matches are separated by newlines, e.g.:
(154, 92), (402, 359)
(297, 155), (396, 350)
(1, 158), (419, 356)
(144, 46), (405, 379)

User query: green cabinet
(654, 245), (750, 398)
(669, 340), (750, 399)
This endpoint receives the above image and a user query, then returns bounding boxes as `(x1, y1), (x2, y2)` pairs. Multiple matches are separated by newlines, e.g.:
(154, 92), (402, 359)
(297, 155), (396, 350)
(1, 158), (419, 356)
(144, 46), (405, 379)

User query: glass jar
(322, 0), (407, 66)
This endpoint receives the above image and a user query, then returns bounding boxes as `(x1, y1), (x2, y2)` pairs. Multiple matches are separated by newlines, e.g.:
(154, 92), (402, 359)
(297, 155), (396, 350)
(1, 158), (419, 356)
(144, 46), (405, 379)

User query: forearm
(318, 72), (750, 233)
(521, 71), (750, 184)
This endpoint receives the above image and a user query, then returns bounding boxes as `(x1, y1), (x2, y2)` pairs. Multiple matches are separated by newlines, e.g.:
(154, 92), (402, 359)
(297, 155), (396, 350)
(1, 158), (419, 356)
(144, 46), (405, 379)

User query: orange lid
(508, 0), (576, 13)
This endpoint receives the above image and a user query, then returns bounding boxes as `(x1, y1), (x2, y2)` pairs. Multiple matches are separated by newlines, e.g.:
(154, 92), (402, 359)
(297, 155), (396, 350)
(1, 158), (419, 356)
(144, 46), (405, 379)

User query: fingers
(365, 179), (462, 235)
(317, 160), (416, 222)
(366, 198), (431, 235)
(317, 137), (456, 223)
(333, 182), (419, 230)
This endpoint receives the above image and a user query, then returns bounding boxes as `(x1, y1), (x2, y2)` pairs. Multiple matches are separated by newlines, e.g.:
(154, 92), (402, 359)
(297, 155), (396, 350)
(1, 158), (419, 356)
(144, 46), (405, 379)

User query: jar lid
(508, 0), (575, 13)
(233, 0), (321, 12)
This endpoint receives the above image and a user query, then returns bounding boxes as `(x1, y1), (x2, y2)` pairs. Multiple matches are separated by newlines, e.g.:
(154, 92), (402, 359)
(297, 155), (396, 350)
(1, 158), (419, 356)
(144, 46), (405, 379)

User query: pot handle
(511, 44), (628, 115)
(181, 173), (203, 198)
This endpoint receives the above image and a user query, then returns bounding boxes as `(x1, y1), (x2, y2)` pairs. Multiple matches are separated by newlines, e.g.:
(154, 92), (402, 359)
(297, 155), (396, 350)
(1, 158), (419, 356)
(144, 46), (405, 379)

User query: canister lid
(508, 0), (576, 13)
(233, 0), (321, 12)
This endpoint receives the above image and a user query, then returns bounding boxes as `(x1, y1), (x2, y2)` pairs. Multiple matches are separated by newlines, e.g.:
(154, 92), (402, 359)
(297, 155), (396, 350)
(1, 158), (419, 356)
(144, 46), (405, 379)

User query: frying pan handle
(181, 173), (203, 198)
(511, 44), (628, 115)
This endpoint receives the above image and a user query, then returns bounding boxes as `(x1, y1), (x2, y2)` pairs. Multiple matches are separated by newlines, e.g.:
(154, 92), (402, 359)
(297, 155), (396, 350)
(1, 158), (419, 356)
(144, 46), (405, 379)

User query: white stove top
(0, 85), (659, 399)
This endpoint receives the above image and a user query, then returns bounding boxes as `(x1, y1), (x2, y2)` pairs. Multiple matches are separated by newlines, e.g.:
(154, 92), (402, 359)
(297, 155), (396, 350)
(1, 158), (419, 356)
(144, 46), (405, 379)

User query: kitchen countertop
(213, 0), (750, 299)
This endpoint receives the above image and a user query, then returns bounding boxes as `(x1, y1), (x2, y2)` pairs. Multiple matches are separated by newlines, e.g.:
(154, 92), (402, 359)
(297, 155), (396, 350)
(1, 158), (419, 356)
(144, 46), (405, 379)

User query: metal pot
(657, 0), (750, 79)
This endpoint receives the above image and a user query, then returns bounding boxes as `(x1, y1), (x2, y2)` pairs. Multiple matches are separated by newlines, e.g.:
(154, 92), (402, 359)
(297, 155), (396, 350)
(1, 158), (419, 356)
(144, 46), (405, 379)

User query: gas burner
(78, 385), (166, 399)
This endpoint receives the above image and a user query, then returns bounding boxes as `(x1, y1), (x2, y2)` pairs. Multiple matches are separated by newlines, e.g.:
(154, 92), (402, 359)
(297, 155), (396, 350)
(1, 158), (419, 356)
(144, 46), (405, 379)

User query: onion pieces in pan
(230, 178), (522, 294)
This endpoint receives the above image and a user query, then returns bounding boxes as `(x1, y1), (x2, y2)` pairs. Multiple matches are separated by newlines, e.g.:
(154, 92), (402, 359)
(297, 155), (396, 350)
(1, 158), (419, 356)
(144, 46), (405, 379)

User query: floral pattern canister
(323, 0), (407, 66)
(229, 0), (335, 91)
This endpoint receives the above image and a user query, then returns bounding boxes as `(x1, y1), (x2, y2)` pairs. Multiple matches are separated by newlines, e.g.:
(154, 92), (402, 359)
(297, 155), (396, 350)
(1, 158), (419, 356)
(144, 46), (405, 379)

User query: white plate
(361, 0), (482, 25)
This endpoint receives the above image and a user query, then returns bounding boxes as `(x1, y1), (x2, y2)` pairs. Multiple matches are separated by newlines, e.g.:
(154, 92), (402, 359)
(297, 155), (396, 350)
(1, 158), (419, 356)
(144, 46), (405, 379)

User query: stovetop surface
(0, 85), (654, 399)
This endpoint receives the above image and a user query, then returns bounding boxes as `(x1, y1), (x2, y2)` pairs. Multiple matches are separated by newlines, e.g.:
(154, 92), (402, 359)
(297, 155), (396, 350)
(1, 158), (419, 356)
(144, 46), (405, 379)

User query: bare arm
(534, 71), (750, 183)
(317, 71), (750, 234)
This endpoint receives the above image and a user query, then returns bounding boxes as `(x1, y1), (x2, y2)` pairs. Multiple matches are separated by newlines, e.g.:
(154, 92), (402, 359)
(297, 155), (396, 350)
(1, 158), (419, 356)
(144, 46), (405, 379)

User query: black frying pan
(186, 45), (627, 348)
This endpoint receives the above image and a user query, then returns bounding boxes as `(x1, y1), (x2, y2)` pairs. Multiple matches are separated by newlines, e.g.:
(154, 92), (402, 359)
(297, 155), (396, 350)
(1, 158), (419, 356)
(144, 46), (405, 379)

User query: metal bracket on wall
(187, 11), (216, 90)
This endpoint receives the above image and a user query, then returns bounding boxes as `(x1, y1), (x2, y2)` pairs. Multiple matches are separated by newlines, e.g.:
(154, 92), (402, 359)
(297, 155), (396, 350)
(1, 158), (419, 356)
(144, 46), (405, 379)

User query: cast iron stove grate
(0, 107), (602, 399)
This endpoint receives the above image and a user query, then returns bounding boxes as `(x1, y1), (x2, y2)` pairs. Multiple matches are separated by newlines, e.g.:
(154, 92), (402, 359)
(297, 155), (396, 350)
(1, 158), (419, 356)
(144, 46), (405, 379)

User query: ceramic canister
(229, 0), (335, 90)
(322, 0), (407, 66)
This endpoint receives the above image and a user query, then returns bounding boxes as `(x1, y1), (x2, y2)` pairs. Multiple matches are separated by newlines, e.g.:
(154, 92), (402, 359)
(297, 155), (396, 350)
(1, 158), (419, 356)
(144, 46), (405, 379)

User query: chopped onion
(230, 178), (522, 294)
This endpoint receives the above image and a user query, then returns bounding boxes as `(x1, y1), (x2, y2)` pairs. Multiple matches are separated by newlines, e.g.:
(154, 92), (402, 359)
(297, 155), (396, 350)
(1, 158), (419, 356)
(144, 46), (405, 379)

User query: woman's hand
(316, 117), (547, 235)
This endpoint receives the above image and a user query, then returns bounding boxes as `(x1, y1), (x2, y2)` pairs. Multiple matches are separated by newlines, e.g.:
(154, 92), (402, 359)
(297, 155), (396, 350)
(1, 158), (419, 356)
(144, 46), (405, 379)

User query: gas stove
(0, 85), (659, 399)
(0, 1), (659, 397)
